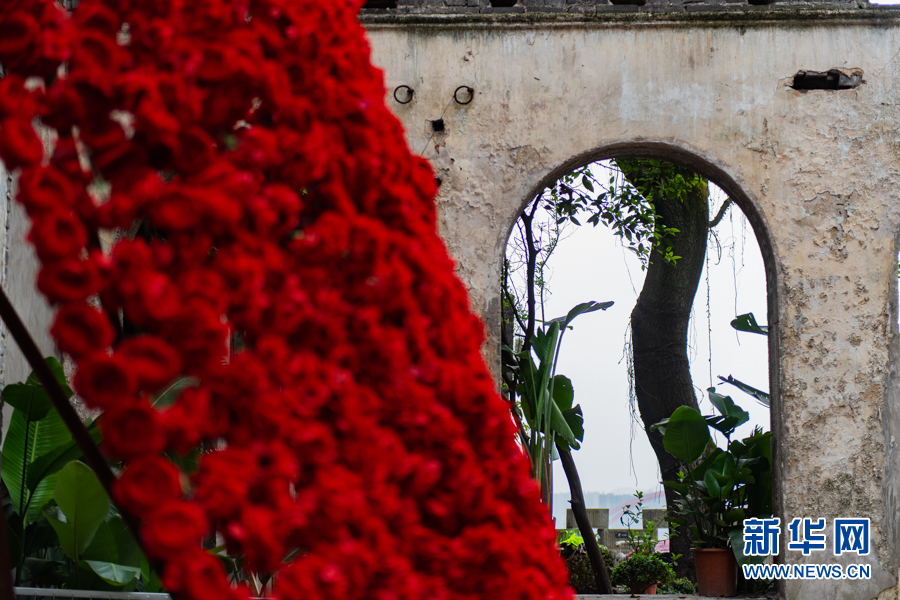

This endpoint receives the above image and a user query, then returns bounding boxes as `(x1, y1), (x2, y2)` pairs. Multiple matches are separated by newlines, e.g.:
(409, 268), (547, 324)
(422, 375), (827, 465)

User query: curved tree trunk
(620, 161), (710, 579)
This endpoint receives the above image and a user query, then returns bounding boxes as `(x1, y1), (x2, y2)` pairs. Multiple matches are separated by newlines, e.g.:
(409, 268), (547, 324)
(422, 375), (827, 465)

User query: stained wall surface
(365, 8), (900, 600)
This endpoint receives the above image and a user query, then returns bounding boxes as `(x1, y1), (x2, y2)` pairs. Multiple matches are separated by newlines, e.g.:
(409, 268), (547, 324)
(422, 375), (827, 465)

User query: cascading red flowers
(0, 1), (572, 599)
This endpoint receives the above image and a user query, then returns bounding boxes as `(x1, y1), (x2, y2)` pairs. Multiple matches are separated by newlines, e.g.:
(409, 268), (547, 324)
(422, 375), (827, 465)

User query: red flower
(0, 118), (43, 170)
(74, 353), (136, 410)
(6, 0), (573, 598)
(0, 12), (38, 62)
(161, 549), (240, 600)
(115, 335), (181, 393)
(27, 210), (87, 261)
(51, 305), (114, 358)
(37, 258), (101, 303)
(17, 166), (76, 215)
(114, 455), (182, 514)
(101, 402), (165, 459)
(141, 501), (207, 558)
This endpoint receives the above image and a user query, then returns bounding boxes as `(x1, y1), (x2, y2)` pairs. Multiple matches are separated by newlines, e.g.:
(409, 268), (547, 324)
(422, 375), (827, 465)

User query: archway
(499, 142), (781, 589)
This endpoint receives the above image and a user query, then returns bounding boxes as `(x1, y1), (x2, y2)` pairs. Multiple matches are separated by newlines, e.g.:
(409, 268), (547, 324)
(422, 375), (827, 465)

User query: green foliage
(503, 301), (612, 495)
(610, 553), (673, 591)
(659, 575), (697, 595)
(619, 491), (660, 557)
(559, 532), (617, 594)
(0, 358), (161, 591)
(546, 158), (706, 267)
(653, 393), (773, 563)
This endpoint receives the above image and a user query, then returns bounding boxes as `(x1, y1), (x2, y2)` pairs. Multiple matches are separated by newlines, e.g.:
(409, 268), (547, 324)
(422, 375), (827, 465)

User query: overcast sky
(519, 175), (771, 514)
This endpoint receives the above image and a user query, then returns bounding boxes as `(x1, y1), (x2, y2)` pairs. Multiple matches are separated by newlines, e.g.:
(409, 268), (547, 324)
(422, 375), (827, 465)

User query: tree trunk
(621, 161), (710, 579)
(557, 443), (613, 594)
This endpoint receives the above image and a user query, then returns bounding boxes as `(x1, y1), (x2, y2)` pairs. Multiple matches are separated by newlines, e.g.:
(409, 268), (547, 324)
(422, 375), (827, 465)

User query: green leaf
(25, 357), (73, 398)
(82, 519), (119, 563)
(550, 375), (574, 411)
(562, 405), (585, 446)
(2, 406), (74, 523)
(46, 508), (76, 559)
(83, 560), (142, 586)
(581, 175), (594, 193)
(551, 300), (614, 330)
(662, 406), (711, 463)
(151, 377), (200, 409)
(26, 419), (101, 491)
(730, 313), (769, 336)
(549, 400), (577, 448)
(706, 388), (750, 435)
(703, 470), (722, 499)
(3, 384), (52, 422)
(54, 461), (110, 557)
(718, 375), (770, 408)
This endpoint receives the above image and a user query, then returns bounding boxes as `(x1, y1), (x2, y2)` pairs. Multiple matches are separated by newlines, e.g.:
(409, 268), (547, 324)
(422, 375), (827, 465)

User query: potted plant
(652, 390), (772, 597)
(608, 492), (674, 595)
(611, 553), (671, 594)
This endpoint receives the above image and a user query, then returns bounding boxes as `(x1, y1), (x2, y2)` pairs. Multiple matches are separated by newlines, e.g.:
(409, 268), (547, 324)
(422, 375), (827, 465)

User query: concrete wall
(0, 166), (59, 439)
(361, 0), (858, 16)
(365, 7), (900, 600)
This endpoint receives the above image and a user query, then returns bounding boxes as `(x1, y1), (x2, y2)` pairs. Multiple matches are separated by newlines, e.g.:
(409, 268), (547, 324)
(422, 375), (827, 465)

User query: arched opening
(499, 143), (781, 594)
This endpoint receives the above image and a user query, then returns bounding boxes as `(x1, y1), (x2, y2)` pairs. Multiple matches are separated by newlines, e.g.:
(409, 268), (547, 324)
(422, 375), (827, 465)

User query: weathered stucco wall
(366, 8), (900, 600)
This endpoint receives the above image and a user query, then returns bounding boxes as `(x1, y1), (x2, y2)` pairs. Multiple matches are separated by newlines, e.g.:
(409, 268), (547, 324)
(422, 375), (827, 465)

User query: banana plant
(504, 300), (612, 494)
(0, 358), (160, 591)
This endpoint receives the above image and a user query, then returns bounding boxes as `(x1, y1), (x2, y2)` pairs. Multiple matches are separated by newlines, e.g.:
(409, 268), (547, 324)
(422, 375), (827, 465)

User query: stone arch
(498, 137), (784, 542)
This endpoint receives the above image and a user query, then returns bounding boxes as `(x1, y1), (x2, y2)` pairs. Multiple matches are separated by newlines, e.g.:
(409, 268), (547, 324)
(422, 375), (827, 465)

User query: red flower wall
(0, 1), (572, 599)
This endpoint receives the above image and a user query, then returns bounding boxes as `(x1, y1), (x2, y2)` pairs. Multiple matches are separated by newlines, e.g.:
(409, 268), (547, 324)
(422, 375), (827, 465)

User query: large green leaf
(549, 400), (577, 448)
(26, 419), (101, 491)
(53, 461), (109, 558)
(662, 406), (711, 463)
(83, 561), (141, 586)
(550, 300), (614, 330)
(550, 375), (574, 411)
(730, 313), (768, 336)
(2, 407), (74, 523)
(3, 384), (52, 422)
(706, 388), (750, 437)
(562, 405), (585, 447)
(25, 357), (73, 397)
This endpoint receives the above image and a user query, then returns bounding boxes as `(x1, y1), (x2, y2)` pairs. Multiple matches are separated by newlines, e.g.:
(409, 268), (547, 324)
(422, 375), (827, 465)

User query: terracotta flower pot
(628, 582), (658, 594)
(692, 548), (737, 597)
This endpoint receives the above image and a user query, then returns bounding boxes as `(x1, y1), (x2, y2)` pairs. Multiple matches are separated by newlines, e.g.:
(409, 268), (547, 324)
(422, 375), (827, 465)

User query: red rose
(161, 549), (238, 600)
(0, 118), (43, 171)
(141, 500), (207, 558)
(74, 353), (137, 409)
(115, 335), (181, 393)
(161, 386), (210, 454)
(17, 166), (76, 215)
(0, 12), (38, 61)
(114, 455), (182, 514)
(27, 210), (87, 261)
(36, 258), (100, 304)
(173, 126), (215, 175)
(101, 402), (164, 459)
(51, 305), (114, 358)
(0, 76), (37, 121)
(192, 449), (254, 521)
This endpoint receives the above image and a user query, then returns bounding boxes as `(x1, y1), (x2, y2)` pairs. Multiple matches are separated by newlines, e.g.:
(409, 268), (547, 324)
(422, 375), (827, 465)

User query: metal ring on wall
(393, 85), (414, 104)
(454, 86), (474, 105)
